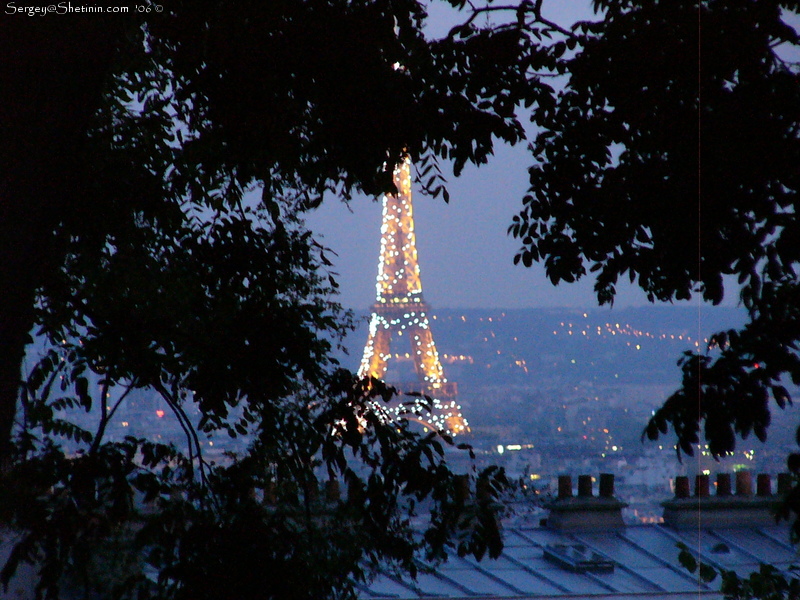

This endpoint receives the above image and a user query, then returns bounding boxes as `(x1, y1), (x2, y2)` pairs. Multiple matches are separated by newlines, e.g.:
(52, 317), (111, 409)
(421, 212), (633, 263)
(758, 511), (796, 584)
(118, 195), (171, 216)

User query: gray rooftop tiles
(359, 523), (796, 599)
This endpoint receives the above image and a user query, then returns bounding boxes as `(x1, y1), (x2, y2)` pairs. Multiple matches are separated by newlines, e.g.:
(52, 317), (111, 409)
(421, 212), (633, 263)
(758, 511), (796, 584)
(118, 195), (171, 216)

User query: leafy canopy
(2, 2), (539, 598)
(509, 0), (800, 467)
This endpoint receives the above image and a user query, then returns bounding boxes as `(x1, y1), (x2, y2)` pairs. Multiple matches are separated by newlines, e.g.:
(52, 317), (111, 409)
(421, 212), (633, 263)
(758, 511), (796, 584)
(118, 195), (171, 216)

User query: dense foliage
(4, 365), (508, 599)
(510, 0), (800, 467)
(1, 2), (530, 597)
(5, 0), (800, 597)
(0, 0), (543, 464)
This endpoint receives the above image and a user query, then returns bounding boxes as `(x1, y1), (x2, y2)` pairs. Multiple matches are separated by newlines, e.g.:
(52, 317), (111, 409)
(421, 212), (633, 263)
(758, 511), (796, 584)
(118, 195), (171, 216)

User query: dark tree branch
(153, 380), (211, 497)
(452, 1), (579, 40)
(90, 380), (136, 455)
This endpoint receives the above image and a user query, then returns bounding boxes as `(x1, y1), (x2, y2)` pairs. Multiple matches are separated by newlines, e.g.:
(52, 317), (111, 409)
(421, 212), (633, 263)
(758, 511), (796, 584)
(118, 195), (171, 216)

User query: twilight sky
(307, 0), (624, 309)
(303, 1), (754, 313)
(304, 140), (658, 311)
(305, 1), (660, 311)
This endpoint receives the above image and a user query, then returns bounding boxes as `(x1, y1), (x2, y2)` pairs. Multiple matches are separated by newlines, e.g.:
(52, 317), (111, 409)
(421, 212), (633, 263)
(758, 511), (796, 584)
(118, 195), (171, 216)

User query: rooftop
(357, 523), (793, 599)
(357, 472), (796, 600)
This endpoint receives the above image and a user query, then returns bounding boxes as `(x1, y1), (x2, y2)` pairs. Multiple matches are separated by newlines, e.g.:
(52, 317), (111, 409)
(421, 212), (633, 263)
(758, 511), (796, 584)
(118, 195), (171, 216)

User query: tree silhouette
(1, 3), (530, 597)
(0, 1), (540, 467)
(6, 1), (800, 595)
(510, 0), (800, 472)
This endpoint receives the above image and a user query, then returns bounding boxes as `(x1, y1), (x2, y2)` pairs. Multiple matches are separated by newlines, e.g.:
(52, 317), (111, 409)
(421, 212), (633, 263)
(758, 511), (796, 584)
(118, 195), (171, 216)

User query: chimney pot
(778, 473), (792, 495)
(578, 474), (593, 498)
(599, 473), (615, 498)
(756, 474), (771, 497)
(675, 476), (690, 499)
(716, 473), (732, 496)
(664, 471), (777, 530)
(736, 471), (753, 496)
(695, 474), (710, 498)
(546, 473), (627, 531)
(558, 475), (573, 499)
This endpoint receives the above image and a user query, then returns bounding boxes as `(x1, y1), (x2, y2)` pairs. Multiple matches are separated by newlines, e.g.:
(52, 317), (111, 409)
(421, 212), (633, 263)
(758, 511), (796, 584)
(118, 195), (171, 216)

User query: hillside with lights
(342, 305), (748, 389)
(342, 305), (794, 502)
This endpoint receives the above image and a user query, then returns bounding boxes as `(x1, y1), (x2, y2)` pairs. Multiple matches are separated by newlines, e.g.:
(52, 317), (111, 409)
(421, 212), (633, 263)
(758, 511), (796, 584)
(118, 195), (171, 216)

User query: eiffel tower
(358, 156), (468, 435)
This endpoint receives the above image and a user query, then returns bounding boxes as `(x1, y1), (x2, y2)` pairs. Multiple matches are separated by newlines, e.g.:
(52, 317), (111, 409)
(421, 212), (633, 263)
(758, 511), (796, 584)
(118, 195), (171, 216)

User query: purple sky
(305, 110), (701, 311)
(304, 1), (753, 312)
(304, 2), (635, 311)
(304, 141), (659, 311)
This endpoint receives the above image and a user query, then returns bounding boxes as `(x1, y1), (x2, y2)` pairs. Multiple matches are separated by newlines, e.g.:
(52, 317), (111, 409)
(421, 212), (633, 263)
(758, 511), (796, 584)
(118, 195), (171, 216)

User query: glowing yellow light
(357, 156), (466, 434)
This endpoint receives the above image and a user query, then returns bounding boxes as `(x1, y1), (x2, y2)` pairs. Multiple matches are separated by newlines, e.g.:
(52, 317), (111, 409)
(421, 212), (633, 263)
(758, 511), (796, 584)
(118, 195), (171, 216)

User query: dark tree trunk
(0, 20), (122, 466)
(0, 250), (37, 469)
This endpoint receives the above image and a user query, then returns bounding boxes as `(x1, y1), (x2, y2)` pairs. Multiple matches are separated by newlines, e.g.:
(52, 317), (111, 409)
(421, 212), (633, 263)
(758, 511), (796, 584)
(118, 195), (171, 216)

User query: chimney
(674, 476), (691, 498)
(757, 473), (772, 496)
(716, 473), (732, 496)
(778, 473), (792, 495)
(695, 474), (710, 498)
(545, 473), (627, 531)
(662, 471), (781, 529)
(558, 475), (573, 499)
(736, 470), (753, 496)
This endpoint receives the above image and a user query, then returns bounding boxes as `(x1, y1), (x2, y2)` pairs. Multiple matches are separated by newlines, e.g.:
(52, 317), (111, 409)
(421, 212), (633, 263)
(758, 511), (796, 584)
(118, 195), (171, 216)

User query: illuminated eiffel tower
(358, 156), (468, 435)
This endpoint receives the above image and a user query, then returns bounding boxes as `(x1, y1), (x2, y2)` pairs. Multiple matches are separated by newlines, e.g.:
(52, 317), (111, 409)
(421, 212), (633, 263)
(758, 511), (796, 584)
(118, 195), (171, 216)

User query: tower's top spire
(375, 156), (423, 305)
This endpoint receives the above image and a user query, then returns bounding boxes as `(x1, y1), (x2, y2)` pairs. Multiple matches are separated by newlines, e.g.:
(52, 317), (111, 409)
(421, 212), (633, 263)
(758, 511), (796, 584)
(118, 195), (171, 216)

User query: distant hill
(336, 305), (747, 388)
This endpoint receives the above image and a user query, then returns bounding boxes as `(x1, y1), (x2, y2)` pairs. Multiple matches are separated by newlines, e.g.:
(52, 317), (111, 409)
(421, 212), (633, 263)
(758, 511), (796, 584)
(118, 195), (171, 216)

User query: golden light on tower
(359, 156), (468, 435)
